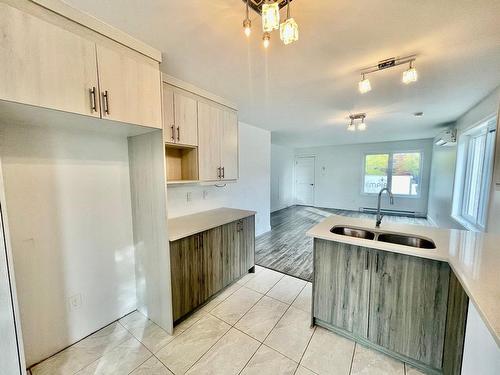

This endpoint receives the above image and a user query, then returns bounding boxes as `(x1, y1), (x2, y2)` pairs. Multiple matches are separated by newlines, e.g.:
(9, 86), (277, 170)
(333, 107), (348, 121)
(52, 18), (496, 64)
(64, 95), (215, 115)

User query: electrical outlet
(202, 190), (208, 200)
(186, 192), (192, 202)
(68, 294), (82, 311)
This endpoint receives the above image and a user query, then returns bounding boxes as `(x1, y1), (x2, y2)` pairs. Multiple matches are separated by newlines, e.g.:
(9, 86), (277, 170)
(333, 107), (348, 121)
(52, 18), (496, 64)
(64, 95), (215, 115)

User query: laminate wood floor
(255, 205), (432, 281)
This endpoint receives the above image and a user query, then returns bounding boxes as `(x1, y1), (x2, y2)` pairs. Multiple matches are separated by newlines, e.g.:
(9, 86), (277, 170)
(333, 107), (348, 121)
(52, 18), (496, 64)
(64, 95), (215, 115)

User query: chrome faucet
(376, 188), (394, 227)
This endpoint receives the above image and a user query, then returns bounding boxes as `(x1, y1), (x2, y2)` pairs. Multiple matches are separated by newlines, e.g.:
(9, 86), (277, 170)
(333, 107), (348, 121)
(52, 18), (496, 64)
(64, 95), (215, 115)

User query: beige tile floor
(30, 266), (426, 375)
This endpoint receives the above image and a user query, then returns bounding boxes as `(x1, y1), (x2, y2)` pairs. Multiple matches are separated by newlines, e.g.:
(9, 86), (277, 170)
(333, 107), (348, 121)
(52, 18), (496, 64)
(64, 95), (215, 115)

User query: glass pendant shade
(262, 2), (280, 32)
(358, 75), (371, 94)
(347, 122), (356, 131)
(280, 17), (299, 45)
(402, 66), (418, 84)
(357, 120), (366, 131)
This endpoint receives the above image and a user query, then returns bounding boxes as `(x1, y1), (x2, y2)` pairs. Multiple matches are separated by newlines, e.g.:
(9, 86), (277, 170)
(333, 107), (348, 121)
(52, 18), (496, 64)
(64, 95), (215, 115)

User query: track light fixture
(358, 55), (418, 93)
(347, 113), (367, 131)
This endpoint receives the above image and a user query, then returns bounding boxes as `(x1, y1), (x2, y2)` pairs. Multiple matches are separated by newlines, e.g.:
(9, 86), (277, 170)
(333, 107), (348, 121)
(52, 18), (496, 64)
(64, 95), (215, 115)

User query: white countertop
(307, 215), (500, 347)
(167, 207), (256, 242)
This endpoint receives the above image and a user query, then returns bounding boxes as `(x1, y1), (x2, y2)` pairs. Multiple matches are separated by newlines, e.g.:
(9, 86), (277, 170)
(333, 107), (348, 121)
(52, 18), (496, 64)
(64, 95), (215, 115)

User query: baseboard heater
(359, 207), (426, 218)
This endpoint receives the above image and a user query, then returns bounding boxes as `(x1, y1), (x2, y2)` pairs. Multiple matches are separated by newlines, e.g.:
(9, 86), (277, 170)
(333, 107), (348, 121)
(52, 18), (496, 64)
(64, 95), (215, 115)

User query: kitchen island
(307, 215), (500, 375)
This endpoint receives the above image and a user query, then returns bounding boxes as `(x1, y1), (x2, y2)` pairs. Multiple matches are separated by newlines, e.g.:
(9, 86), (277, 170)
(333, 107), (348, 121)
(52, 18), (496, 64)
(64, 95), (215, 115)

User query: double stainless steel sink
(330, 225), (436, 249)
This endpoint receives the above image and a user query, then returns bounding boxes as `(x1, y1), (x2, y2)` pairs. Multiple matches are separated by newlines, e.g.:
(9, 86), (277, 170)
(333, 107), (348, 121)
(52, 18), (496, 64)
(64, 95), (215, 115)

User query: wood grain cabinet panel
(96, 44), (162, 129)
(170, 216), (255, 322)
(220, 109), (238, 180)
(368, 250), (450, 370)
(313, 239), (370, 338)
(0, 3), (100, 117)
(222, 221), (242, 287)
(170, 234), (203, 321)
(163, 84), (198, 146)
(198, 101), (222, 181)
(240, 216), (255, 274)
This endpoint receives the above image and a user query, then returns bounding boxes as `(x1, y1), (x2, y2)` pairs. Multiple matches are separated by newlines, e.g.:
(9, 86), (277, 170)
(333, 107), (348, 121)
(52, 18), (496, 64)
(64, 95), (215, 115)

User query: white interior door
(295, 157), (315, 205)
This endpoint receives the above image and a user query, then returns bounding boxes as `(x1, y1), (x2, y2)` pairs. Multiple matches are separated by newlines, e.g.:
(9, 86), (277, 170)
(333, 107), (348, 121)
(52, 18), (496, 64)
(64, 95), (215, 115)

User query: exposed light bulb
(402, 61), (418, 84)
(357, 119), (366, 131)
(243, 19), (252, 37)
(263, 32), (271, 48)
(262, 1), (280, 32)
(243, 0), (251, 37)
(358, 74), (371, 94)
(347, 120), (356, 131)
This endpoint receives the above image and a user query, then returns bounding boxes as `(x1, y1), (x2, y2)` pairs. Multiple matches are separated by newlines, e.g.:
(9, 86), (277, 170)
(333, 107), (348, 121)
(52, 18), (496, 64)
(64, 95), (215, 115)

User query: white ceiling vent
(435, 128), (457, 146)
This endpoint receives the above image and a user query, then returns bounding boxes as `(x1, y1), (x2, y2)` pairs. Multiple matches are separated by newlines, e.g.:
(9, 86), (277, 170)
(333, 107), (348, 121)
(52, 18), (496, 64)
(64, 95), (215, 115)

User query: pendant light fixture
(357, 116), (367, 131)
(262, 1), (280, 32)
(358, 73), (372, 94)
(402, 60), (418, 84)
(280, 0), (299, 45)
(347, 118), (356, 132)
(242, 0), (251, 37)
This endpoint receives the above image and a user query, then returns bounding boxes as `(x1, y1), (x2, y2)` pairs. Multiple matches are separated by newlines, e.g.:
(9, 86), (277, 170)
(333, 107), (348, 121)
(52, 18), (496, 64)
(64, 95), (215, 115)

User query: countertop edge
(168, 208), (256, 242)
(306, 222), (500, 348)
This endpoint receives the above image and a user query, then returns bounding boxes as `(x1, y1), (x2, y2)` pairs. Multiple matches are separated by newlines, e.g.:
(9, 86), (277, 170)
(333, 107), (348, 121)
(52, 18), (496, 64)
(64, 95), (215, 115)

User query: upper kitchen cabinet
(97, 44), (162, 129)
(0, 1), (162, 129)
(0, 3), (100, 117)
(163, 84), (198, 146)
(198, 100), (239, 181)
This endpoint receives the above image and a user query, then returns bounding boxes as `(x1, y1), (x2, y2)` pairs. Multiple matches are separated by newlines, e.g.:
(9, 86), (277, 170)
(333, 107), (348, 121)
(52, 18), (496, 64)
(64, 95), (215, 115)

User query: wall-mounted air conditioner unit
(435, 128), (457, 146)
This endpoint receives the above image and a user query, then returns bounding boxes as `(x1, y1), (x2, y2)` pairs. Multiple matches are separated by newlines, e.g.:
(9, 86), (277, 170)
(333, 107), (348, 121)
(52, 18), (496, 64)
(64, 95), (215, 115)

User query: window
(363, 152), (422, 196)
(454, 118), (496, 230)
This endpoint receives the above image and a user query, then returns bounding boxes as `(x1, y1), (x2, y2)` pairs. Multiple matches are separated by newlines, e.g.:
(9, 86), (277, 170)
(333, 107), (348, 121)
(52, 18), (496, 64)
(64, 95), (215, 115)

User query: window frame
(452, 117), (496, 231)
(361, 150), (424, 198)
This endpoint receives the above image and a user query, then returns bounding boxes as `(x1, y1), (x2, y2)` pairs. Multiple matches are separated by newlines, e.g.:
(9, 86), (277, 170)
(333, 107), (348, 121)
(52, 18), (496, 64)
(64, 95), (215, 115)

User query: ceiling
(64, 0), (500, 147)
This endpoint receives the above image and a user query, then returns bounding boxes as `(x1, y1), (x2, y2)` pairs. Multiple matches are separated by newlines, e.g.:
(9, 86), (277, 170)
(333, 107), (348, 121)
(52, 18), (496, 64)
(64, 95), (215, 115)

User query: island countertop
(168, 207), (256, 242)
(306, 214), (500, 347)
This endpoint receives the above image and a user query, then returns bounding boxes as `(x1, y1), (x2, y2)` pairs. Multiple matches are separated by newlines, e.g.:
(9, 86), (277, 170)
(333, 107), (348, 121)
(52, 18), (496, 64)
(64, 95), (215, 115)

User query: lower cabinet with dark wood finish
(170, 215), (255, 322)
(313, 239), (469, 375)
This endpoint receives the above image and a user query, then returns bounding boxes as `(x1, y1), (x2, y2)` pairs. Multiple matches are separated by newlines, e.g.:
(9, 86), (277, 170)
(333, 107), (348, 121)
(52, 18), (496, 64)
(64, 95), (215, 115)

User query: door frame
(0, 157), (26, 374)
(294, 155), (316, 206)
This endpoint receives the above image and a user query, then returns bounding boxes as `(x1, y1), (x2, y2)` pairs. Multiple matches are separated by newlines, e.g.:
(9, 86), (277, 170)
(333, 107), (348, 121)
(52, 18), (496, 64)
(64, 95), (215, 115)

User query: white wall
(167, 122), (271, 236)
(427, 86), (500, 232)
(0, 123), (136, 366)
(427, 140), (463, 229)
(294, 139), (434, 215)
(271, 144), (294, 212)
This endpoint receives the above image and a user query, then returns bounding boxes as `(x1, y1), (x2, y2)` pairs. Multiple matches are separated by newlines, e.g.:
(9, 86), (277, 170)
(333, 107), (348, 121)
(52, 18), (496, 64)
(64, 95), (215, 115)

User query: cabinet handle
(365, 251), (369, 270)
(170, 125), (175, 141)
(222, 167), (225, 179)
(217, 167), (221, 179)
(177, 126), (180, 141)
(102, 90), (110, 115)
(375, 253), (379, 273)
(89, 87), (97, 112)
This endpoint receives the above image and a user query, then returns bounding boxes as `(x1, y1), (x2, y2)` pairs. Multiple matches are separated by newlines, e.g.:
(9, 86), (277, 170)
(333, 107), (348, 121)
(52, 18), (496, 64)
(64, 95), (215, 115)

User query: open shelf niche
(165, 144), (199, 184)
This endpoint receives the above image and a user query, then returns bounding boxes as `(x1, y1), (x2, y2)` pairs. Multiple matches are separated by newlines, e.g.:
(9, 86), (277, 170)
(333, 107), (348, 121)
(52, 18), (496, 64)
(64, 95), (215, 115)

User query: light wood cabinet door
(174, 91), (198, 146)
(96, 44), (162, 129)
(368, 250), (450, 369)
(163, 85), (198, 146)
(239, 216), (255, 274)
(198, 101), (221, 181)
(221, 109), (239, 180)
(0, 3), (100, 117)
(313, 239), (370, 338)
